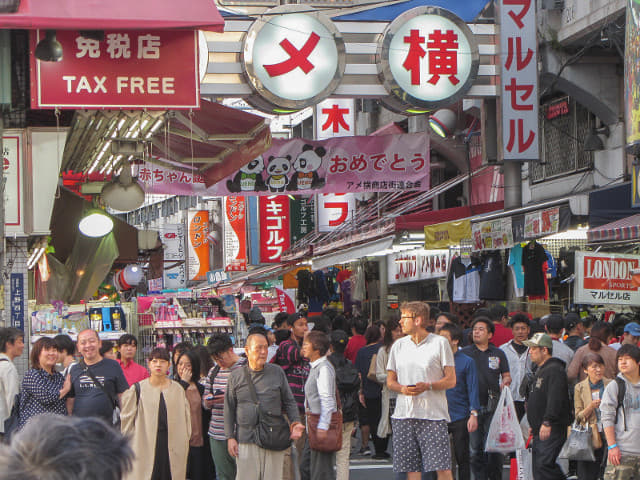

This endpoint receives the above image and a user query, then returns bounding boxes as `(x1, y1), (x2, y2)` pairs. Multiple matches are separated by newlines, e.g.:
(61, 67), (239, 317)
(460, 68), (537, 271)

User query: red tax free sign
(30, 30), (199, 109)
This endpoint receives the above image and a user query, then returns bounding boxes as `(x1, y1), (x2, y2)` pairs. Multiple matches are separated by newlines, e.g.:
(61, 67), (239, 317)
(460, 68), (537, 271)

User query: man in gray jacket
(225, 333), (304, 479)
(601, 344), (640, 480)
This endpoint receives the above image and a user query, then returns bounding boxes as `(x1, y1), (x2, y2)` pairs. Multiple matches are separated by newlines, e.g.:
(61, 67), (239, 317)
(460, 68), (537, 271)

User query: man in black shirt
(462, 317), (511, 480)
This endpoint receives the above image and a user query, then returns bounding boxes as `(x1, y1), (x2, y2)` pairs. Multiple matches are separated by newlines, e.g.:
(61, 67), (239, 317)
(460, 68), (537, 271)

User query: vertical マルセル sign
(30, 30), (199, 109)
(315, 98), (355, 140)
(259, 195), (291, 263)
(500, 0), (539, 161)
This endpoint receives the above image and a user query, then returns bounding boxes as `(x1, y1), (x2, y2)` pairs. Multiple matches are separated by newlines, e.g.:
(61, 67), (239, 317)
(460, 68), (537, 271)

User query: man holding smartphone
(204, 334), (247, 480)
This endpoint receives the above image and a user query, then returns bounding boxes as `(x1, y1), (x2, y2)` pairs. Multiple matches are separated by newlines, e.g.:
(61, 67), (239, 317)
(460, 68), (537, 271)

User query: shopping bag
(519, 413), (530, 443)
(514, 441), (533, 480)
(485, 387), (525, 453)
(558, 422), (595, 462)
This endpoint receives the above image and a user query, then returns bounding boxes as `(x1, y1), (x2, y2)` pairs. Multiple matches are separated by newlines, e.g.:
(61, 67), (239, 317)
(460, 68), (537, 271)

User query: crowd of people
(0, 302), (639, 480)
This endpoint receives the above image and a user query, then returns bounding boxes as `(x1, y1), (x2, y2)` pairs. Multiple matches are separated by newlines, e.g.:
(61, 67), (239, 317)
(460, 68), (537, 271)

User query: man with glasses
(203, 333), (246, 480)
(387, 301), (457, 480)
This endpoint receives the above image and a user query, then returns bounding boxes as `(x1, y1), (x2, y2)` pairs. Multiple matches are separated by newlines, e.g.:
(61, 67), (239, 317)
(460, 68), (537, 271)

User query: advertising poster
(160, 224), (187, 289)
(2, 135), (21, 227)
(317, 193), (356, 232)
(290, 195), (315, 243)
(625, 0), (640, 153)
(472, 218), (513, 251)
(387, 250), (450, 285)
(259, 195), (291, 263)
(188, 210), (210, 282)
(275, 287), (296, 313)
(575, 252), (640, 305)
(524, 207), (560, 238)
(424, 219), (471, 248)
(223, 196), (247, 271)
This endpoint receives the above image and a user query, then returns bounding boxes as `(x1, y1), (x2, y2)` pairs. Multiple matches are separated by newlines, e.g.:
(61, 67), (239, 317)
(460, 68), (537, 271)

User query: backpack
(328, 355), (360, 422)
(614, 376), (627, 431)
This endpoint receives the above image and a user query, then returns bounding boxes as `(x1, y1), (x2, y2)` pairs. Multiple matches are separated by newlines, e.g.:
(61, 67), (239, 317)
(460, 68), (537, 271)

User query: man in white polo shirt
(387, 301), (457, 480)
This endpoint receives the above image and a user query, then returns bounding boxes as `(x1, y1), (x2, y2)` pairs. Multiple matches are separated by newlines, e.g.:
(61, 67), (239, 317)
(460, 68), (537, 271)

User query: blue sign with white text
(10, 273), (24, 331)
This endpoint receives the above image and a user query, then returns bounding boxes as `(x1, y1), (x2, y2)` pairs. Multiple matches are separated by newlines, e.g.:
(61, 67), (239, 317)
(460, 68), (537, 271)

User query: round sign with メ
(243, 5), (345, 111)
(377, 6), (479, 112)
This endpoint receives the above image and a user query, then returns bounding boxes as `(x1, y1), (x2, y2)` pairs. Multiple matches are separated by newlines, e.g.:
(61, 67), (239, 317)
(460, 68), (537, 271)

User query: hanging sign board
(259, 195), (291, 263)
(30, 30), (199, 109)
(575, 252), (640, 306)
(2, 135), (22, 230)
(472, 217), (514, 251)
(524, 207), (560, 238)
(317, 193), (356, 232)
(223, 196), (248, 271)
(315, 98), (355, 140)
(187, 210), (210, 282)
(625, 0), (640, 154)
(387, 249), (450, 285)
(424, 219), (471, 248)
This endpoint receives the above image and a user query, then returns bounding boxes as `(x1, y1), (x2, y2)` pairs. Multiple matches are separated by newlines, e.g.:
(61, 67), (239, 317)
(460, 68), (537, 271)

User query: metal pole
(503, 161), (522, 210)
(0, 111), (5, 326)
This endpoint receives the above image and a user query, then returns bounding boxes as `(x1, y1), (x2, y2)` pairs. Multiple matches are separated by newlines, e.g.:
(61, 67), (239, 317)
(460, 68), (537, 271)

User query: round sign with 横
(243, 5), (345, 112)
(377, 6), (479, 112)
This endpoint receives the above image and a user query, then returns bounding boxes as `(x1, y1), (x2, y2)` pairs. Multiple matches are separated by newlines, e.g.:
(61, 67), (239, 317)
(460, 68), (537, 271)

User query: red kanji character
(427, 30), (459, 86)
(167, 171), (179, 183)
(403, 29), (426, 86)
(411, 153), (426, 171)
(138, 168), (152, 182)
(193, 174), (205, 184)
(349, 155), (367, 172)
(322, 104), (350, 133)
(504, 0), (531, 29)
(153, 169), (164, 182)
(506, 118), (535, 154)
(390, 154), (406, 171)
(505, 37), (533, 71)
(328, 155), (348, 174)
(179, 173), (192, 183)
(505, 78), (534, 111)
(264, 32), (320, 77)
(371, 154), (387, 171)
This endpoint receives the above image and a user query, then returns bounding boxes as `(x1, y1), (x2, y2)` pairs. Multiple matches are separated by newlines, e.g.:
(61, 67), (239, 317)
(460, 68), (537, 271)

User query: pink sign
(139, 133), (429, 196)
(30, 30), (199, 109)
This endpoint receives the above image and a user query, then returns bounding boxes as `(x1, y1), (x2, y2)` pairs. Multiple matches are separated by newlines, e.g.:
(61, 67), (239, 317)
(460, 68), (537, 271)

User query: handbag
(243, 367), (292, 451)
(2, 392), (20, 443)
(367, 353), (380, 384)
(558, 422), (595, 461)
(80, 361), (120, 428)
(306, 377), (343, 453)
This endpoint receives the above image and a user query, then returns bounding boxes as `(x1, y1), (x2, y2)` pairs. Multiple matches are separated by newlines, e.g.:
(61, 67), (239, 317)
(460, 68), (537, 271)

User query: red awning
(0, 0), (224, 31)
(395, 201), (505, 231)
(587, 213), (640, 243)
(150, 99), (272, 187)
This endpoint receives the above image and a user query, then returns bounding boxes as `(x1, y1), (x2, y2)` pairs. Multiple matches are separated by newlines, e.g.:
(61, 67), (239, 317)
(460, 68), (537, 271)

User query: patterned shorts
(604, 455), (640, 480)
(391, 418), (451, 473)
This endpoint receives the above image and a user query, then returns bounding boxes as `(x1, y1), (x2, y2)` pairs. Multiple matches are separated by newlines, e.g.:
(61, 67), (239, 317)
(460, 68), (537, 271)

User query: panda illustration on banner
(265, 155), (291, 192)
(227, 156), (268, 193)
(287, 144), (326, 191)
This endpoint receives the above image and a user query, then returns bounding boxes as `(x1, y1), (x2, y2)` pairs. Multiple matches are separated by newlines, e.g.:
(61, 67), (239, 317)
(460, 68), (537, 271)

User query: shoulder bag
(306, 370), (343, 453)
(367, 353), (381, 384)
(80, 361), (120, 427)
(243, 366), (292, 451)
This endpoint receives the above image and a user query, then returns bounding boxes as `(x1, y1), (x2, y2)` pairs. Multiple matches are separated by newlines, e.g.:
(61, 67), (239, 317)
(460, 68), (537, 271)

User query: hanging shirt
(522, 242), (547, 296)
(479, 251), (505, 301)
(508, 245), (525, 296)
(449, 256), (481, 303)
(545, 250), (558, 278)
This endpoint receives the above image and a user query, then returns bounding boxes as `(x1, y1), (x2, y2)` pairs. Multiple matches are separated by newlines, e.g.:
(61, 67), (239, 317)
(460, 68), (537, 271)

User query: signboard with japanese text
(10, 273), (24, 331)
(160, 224), (187, 289)
(575, 252), (640, 305)
(625, 0), (640, 153)
(387, 249), (450, 285)
(275, 287), (296, 313)
(223, 197), (248, 271)
(377, 6), (479, 112)
(315, 98), (355, 140)
(259, 196), (291, 263)
(317, 193), (356, 232)
(242, 5), (345, 111)
(187, 210), (210, 282)
(207, 269), (231, 285)
(424, 219), (471, 248)
(472, 217), (514, 251)
(499, 0), (539, 161)
(524, 207), (559, 238)
(30, 30), (199, 109)
(290, 196), (315, 243)
(2, 135), (22, 230)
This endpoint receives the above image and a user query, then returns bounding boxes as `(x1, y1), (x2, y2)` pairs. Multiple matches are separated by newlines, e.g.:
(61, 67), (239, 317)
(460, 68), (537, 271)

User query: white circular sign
(243, 6), (345, 111)
(378, 7), (479, 111)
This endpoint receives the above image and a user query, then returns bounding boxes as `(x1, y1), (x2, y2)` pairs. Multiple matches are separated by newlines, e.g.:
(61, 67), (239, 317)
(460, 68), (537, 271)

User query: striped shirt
(271, 338), (310, 413)
(203, 357), (247, 440)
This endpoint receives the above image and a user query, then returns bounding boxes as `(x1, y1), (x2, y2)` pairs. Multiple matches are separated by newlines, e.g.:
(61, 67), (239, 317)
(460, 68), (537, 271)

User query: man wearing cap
(564, 313), (588, 352)
(544, 314), (574, 369)
(609, 322), (640, 351)
(524, 333), (571, 480)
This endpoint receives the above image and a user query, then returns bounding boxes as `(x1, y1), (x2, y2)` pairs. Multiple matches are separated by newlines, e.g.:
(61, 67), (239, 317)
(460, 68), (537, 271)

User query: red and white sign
(316, 99), (355, 140)
(223, 197), (248, 271)
(2, 135), (21, 229)
(500, 0), (539, 160)
(188, 210), (210, 282)
(275, 287), (296, 313)
(387, 249), (450, 285)
(259, 196), (291, 263)
(317, 193), (355, 232)
(575, 252), (640, 305)
(160, 224), (187, 289)
(30, 30), (199, 109)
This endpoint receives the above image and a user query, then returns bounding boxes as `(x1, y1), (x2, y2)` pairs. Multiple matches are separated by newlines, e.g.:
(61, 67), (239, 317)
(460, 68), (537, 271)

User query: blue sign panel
(10, 273), (24, 331)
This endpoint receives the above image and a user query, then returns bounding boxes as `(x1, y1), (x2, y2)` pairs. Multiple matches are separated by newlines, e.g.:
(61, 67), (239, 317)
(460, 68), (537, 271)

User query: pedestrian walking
(500, 313), (532, 420)
(117, 334), (150, 386)
(568, 322), (617, 383)
(0, 328), (23, 439)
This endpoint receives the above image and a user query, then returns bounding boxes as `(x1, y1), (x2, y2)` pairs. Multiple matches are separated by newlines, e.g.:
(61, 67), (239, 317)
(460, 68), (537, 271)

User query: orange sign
(188, 210), (210, 281)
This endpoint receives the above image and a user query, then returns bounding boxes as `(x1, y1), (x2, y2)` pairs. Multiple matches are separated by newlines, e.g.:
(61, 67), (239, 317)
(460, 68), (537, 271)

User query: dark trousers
(532, 427), (567, 480)
(300, 437), (336, 480)
(469, 410), (503, 480)
(186, 445), (210, 480)
(363, 396), (389, 455)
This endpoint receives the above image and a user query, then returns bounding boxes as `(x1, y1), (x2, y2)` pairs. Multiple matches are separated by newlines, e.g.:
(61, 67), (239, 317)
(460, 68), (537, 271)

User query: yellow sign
(424, 219), (471, 248)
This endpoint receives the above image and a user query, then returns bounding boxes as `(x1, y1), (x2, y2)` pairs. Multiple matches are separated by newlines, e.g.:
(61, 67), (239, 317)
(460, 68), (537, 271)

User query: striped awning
(587, 213), (640, 243)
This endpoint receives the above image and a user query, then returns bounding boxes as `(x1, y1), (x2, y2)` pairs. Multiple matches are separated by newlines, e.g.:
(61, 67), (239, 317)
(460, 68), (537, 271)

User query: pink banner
(139, 133), (429, 196)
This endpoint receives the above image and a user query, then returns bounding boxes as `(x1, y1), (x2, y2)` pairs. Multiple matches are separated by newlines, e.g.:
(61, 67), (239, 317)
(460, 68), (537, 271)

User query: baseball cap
(624, 322), (640, 337)
(545, 314), (565, 332)
(564, 312), (580, 330)
(330, 329), (349, 347)
(523, 332), (553, 349)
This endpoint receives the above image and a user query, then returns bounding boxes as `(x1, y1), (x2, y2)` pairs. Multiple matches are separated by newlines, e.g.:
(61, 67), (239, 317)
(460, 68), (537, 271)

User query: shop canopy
(587, 213), (640, 244)
(0, 0), (224, 31)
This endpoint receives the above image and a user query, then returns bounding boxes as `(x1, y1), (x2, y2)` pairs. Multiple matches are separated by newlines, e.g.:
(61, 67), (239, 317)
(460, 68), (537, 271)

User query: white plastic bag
(515, 447), (533, 480)
(485, 387), (525, 453)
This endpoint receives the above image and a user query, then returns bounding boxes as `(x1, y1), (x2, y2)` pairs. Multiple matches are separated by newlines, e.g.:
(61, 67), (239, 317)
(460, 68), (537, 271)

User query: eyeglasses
(400, 315), (415, 320)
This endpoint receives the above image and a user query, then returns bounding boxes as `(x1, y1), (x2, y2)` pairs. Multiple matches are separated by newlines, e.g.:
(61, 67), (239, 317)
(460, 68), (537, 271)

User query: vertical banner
(10, 273), (24, 331)
(317, 193), (356, 232)
(275, 287), (296, 313)
(625, 0), (640, 153)
(188, 210), (210, 281)
(224, 196), (248, 271)
(500, 0), (539, 161)
(2, 135), (22, 230)
(315, 98), (355, 140)
(633, 162), (640, 208)
(248, 196), (261, 265)
(160, 224), (187, 289)
(259, 195), (291, 263)
(290, 195), (315, 243)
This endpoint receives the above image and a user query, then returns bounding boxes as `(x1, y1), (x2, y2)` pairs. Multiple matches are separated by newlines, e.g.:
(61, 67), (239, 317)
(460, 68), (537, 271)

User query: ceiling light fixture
(79, 209), (114, 237)
(35, 30), (63, 62)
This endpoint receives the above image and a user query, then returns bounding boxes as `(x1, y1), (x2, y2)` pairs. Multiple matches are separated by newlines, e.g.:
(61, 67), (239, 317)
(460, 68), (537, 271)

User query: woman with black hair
(568, 322), (617, 382)
(171, 342), (193, 380)
(375, 319), (404, 447)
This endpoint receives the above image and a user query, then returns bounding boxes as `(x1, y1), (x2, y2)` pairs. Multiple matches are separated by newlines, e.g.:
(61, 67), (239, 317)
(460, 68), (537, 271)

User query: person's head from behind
(77, 329), (101, 363)
(352, 316), (368, 336)
(0, 414), (133, 480)
(273, 312), (291, 330)
(99, 340), (116, 361)
(588, 322), (614, 352)
(383, 318), (403, 350)
(488, 305), (509, 326)
(471, 317), (494, 346)
(617, 344), (640, 379)
(399, 301), (431, 335)
(148, 347), (171, 377)
(30, 337), (60, 372)
(207, 333), (236, 369)
(439, 322), (463, 353)
(301, 330), (330, 362)
(581, 353), (605, 384)
(192, 345), (213, 377)
(54, 334), (75, 364)
(116, 334), (138, 363)
(509, 313), (531, 344)
(0, 327), (25, 359)
(435, 312), (457, 334)
(364, 325), (381, 345)
(329, 330), (349, 356)
(176, 349), (201, 384)
(332, 314), (348, 333)
(311, 316), (331, 334)
(245, 333), (269, 371)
